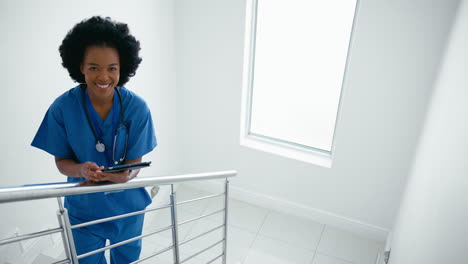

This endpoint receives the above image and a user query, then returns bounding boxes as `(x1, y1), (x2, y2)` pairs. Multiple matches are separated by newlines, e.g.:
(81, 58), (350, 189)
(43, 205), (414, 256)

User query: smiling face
(80, 45), (120, 100)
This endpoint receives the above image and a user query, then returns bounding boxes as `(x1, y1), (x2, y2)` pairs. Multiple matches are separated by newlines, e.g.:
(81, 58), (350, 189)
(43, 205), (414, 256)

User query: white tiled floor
(139, 184), (384, 264)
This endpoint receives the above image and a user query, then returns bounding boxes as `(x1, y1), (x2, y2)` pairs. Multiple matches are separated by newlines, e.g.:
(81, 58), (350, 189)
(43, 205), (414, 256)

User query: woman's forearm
(54, 157), (103, 179)
(55, 157), (82, 178)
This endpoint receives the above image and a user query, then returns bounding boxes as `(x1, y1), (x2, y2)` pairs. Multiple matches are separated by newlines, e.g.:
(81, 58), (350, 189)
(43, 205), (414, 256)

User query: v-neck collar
(89, 101), (114, 125)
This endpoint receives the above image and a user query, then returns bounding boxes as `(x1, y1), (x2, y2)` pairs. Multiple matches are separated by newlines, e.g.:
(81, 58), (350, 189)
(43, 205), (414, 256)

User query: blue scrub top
(32, 85), (157, 220)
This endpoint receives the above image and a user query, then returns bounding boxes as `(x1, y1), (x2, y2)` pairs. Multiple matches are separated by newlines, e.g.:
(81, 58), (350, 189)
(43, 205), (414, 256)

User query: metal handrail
(0, 170), (236, 263)
(0, 170), (236, 203)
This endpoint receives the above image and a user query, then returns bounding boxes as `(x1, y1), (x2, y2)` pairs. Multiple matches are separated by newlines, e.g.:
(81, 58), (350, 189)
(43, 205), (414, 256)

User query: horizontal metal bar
(179, 224), (224, 246)
(178, 209), (225, 226)
(51, 259), (71, 264)
(72, 204), (172, 229)
(207, 253), (224, 264)
(77, 225), (173, 259)
(180, 239), (225, 263)
(177, 193), (224, 206)
(0, 227), (63, 246)
(130, 245), (174, 264)
(0, 170), (237, 204)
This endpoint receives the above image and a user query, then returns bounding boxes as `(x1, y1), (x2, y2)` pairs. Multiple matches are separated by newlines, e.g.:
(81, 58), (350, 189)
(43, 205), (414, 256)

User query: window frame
(239, 0), (359, 168)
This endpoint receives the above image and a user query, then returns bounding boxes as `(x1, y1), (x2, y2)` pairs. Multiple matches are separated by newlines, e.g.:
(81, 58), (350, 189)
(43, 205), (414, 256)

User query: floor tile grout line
(176, 184), (218, 243)
(239, 209), (271, 264)
(178, 203), (213, 244)
(176, 185), (378, 264)
(236, 206), (329, 253)
(144, 194), (211, 255)
(249, 209), (327, 252)
(309, 224), (327, 264)
(316, 252), (355, 264)
(191, 195), (272, 235)
(182, 192), (328, 262)
(178, 216), (262, 263)
(177, 184), (259, 263)
(254, 232), (323, 253)
(312, 224), (356, 264)
(176, 203), (264, 258)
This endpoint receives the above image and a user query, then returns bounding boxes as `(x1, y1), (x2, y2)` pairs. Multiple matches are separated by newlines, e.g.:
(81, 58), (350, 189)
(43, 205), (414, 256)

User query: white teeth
(97, 84), (110, 88)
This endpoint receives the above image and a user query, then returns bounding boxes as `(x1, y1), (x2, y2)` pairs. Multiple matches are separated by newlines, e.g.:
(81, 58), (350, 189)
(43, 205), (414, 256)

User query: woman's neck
(87, 87), (114, 105)
(86, 86), (114, 119)
(89, 93), (113, 106)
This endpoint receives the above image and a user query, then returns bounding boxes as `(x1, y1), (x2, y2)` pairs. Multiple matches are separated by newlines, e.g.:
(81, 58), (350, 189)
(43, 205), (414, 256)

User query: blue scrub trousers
(69, 214), (145, 264)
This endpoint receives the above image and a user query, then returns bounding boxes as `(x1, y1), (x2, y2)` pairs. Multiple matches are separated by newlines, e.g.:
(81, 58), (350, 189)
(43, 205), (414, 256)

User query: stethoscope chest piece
(96, 142), (106, 152)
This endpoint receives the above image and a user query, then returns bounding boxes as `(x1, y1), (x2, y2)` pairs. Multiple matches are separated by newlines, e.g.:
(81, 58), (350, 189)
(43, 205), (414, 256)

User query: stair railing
(0, 170), (237, 264)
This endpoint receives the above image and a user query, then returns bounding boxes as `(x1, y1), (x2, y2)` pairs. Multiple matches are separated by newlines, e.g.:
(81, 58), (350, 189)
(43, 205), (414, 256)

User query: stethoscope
(81, 86), (128, 165)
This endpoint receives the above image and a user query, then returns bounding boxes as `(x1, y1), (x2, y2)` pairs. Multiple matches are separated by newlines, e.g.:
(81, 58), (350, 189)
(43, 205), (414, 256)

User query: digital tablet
(102, 161), (152, 173)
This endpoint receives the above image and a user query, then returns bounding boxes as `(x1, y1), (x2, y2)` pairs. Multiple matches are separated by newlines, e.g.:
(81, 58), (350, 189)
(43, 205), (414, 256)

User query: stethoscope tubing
(81, 85), (128, 164)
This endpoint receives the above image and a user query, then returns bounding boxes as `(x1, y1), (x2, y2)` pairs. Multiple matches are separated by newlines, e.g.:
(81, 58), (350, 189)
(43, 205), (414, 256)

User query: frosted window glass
(249, 0), (357, 152)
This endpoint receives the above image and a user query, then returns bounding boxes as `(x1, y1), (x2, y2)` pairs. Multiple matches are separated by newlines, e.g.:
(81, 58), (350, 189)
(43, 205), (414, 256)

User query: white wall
(389, 0), (468, 263)
(0, 0), (463, 258)
(0, 0), (177, 258)
(174, 0), (459, 239)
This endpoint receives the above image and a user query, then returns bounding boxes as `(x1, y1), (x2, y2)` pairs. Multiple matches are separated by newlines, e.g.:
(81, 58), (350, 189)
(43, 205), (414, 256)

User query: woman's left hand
(94, 158), (142, 183)
(96, 169), (134, 183)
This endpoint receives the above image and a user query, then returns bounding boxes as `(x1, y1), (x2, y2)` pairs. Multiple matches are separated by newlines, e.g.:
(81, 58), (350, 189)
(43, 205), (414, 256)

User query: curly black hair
(59, 16), (142, 86)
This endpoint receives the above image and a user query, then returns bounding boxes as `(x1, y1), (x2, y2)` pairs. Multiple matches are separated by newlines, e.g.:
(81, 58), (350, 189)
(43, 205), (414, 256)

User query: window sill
(240, 134), (333, 168)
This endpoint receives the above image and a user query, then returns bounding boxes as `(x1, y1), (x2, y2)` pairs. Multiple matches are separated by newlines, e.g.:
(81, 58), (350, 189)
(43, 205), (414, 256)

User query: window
(240, 0), (358, 167)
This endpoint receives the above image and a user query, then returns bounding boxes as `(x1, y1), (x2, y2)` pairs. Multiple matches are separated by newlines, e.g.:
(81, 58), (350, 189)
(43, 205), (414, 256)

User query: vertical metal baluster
(222, 178), (230, 264)
(170, 184), (180, 263)
(57, 198), (72, 262)
(57, 197), (78, 264)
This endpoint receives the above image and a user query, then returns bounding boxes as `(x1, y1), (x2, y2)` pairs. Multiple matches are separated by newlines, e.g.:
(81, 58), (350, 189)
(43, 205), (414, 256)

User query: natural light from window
(241, 0), (358, 167)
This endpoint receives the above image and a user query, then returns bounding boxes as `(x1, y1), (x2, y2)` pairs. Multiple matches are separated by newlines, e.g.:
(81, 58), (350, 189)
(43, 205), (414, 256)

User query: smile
(96, 83), (112, 89)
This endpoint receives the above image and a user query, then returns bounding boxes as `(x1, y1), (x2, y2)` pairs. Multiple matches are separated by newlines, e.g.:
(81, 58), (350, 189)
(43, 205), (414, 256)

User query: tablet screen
(102, 161), (152, 173)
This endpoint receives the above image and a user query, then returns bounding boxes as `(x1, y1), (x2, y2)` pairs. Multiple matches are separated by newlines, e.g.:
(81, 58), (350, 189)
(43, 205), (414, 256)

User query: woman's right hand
(79, 162), (104, 182)
(55, 157), (105, 181)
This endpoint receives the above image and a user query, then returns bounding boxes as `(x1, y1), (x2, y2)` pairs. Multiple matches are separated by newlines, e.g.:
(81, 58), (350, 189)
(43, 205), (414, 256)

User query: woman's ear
(80, 63), (84, 74)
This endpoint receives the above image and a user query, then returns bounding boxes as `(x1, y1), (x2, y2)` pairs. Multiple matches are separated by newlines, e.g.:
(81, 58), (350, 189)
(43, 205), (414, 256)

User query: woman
(32, 16), (157, 263)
